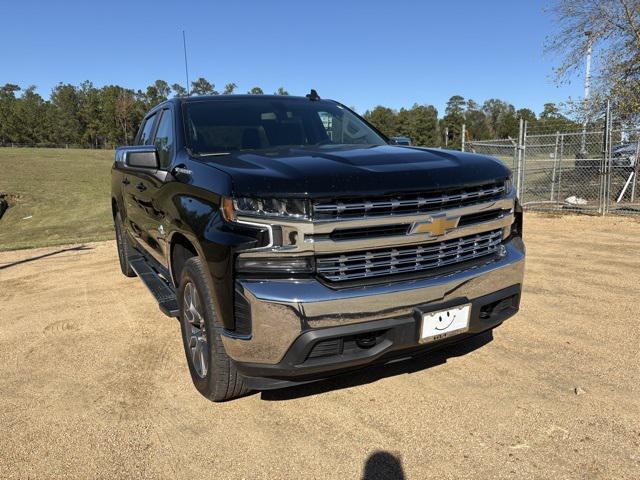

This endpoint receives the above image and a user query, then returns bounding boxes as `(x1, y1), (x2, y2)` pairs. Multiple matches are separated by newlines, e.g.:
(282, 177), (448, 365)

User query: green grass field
(0, 148), (115, 251)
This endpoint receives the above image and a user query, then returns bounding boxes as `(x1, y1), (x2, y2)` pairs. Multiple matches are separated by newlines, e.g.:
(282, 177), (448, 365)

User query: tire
(114, 211), (136, 277)
(177, 256), (250, 402)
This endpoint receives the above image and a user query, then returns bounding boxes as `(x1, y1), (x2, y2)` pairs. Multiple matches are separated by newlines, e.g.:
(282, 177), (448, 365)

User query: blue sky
(2, 0), (583, 116)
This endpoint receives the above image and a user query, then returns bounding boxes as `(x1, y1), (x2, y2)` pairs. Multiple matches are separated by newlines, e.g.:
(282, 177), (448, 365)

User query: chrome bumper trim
(311, 213), (513, 253)
(222, 237), (525, 364)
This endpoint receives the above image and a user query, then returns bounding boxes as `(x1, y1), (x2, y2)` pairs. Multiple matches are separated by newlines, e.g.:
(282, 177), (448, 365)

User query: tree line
(0, 77), (579, 149)
(363, 96), (580, 149)
(0, 78), (286, 148)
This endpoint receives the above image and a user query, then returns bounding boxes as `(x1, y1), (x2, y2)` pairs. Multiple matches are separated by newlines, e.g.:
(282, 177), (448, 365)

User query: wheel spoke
(194, 337), (208, 377)
(191, 288), (203, 322)
(192, 286), (200, 311)
(189, 302), (199, 322)
(192, 338), (202, 373)
(183, 283), (194, 323)
(182, 281), (209, 379)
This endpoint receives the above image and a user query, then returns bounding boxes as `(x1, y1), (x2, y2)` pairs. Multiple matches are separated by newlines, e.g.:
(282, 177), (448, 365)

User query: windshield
(183, 98), (387, 154)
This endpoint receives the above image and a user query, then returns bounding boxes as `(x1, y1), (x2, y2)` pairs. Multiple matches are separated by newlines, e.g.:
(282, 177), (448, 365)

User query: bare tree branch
(548, 0), (640, 120)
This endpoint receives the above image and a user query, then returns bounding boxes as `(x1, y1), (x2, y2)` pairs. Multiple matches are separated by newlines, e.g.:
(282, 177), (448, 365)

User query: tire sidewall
(114, 213), (129, 273)
(177, 257), (218, 395)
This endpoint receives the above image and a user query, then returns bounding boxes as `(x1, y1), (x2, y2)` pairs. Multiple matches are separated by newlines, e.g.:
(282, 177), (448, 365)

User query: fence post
(515, 119), (527, 202)
(606, 105), (613, 214)
(550, 131), (560, 202)
(558, 134), (565, 204)
(517, 120), (521, 185)
(599, 106), (606, 215)
(599, 100), (611, 215)
(461, 124), (466, 152)
(523, 120), (528, 203)
(631, 142), (639, 202)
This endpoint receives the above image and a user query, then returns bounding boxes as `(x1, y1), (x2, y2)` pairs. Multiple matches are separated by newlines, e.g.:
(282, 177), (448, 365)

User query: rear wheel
(114, 211), (136, 277)
(178, 256), (250, 402)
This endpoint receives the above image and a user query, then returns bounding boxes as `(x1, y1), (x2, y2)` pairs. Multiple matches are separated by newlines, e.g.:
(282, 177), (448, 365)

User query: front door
(123, 111), (158, 249)
(132, 108), (175, 265)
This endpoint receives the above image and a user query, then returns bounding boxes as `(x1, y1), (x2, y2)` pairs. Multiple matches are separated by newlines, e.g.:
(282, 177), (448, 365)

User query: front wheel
(178, 256), (250, 402)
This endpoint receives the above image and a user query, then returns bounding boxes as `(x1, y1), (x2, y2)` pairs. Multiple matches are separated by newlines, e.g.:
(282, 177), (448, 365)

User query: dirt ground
(1, 213), (639, 479)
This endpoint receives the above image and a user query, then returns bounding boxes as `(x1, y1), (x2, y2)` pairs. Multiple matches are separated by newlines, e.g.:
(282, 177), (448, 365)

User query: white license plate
(420, 304), (471, 343)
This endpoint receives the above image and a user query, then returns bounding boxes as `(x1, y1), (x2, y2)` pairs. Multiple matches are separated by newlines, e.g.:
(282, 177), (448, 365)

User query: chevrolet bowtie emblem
(409, 214), (460, 236)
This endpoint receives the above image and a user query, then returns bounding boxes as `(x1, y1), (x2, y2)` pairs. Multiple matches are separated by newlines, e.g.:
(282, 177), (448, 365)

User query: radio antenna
(182, 30), (190, 96)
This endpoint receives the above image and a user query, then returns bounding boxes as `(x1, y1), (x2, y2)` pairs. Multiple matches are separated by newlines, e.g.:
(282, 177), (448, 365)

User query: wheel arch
(168, 230), (236, 331)
(168, 232), (200, 287)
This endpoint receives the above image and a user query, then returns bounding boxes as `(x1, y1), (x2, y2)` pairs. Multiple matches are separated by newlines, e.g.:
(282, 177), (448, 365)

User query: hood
(200, 145), (510, 198)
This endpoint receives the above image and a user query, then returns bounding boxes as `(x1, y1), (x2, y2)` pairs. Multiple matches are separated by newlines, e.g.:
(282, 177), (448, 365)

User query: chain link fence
(465, 119), (640, 216)
(607, 128), (640, 215)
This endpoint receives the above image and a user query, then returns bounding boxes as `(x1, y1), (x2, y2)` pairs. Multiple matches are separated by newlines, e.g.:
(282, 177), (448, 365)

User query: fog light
(236, 256), (315, 273)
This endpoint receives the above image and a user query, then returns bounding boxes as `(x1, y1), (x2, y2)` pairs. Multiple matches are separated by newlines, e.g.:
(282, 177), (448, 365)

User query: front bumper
(222, 236), (525, 383)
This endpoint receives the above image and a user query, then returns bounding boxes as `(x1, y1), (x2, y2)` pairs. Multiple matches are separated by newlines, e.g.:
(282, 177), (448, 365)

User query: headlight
(504, 177), (513, 195)
(223, 197), (310, 221)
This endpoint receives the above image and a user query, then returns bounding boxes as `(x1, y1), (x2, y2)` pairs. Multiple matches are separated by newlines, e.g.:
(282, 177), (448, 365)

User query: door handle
(135, 182), (147, 192)
(122, 177), (130, 185)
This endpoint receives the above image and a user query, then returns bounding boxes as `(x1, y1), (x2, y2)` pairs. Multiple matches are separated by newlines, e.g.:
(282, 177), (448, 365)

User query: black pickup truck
(111, 92), (525, 401)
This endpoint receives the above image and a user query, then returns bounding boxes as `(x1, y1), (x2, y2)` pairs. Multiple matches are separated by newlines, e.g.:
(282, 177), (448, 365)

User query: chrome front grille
(316, 229), (503, 282)
(313, 183), (505, 220)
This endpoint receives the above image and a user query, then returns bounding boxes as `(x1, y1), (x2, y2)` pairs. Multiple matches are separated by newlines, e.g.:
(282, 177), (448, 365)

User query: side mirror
(116, 145), (159, 169)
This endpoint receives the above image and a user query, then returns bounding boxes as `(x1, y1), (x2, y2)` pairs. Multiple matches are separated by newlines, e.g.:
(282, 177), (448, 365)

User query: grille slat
(313, 183), (505, 220)
(317, 230), (503, 282)
(329, 224), (410, 241)
(321, 209), (510, 243)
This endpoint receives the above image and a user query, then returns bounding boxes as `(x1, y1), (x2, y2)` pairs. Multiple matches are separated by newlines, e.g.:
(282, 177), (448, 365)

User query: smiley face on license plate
(420, 304), (471, 343)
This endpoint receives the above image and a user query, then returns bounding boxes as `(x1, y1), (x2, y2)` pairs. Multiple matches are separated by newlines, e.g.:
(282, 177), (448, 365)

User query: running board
(129, 256), (180, 317)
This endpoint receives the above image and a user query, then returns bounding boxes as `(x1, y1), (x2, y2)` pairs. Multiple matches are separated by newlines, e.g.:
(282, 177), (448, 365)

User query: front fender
(167, 192), (265, 331)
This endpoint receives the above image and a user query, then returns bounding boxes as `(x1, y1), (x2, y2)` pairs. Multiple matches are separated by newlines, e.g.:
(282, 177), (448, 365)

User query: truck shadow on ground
(261, 330), (493, 401)
(0, 245), (92, 270)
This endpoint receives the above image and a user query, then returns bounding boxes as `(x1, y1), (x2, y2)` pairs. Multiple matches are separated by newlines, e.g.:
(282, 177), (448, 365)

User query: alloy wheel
(183, 282), (209, 378)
